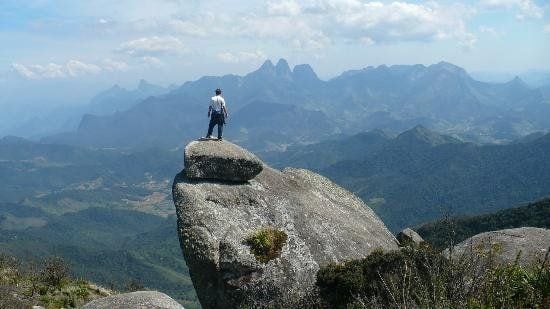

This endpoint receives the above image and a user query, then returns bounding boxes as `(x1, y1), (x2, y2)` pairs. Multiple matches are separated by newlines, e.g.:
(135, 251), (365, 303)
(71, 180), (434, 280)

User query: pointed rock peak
(259, 59), (275, 71)
(293, 64), (318, 81)
(508, 76), (529, 88)
(275, 58), (291, 72)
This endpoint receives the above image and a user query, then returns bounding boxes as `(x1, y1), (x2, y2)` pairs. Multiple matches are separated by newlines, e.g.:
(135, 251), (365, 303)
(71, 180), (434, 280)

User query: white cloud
(102, 59), (129, 72)
(169, 19), (208, 37)
(312, 1), (476, 47)
(66, 60), (102, 77)
(544, 23), (550, 33)
(239, 15), (331, 50)
(11, 59), (118, 80)
(267, 0), (301, 16)
(360, 36), (375, 46)
(117, 36), (187, 57)
(12, 62), (66, 79)
(217, 51), (267, 63)
(227, 0), (475, 49)
(479, 25), (504, 37)
(12, 63), (40, 79)
(141, 56), (164, 68)
(97, 1), (478, 53)
(480, 0), (543, 20)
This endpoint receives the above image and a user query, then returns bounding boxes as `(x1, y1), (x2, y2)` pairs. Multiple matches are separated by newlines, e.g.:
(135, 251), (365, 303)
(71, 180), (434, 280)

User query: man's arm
(208, 105), (212, 117)
(222, 99), (228, 117)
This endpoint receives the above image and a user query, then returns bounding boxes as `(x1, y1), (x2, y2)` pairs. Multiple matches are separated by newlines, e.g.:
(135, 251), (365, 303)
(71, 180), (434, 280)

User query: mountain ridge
(43, 59), (548, 150)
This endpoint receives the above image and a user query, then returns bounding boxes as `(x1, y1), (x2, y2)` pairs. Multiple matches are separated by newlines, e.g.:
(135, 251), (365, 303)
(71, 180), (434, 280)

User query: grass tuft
(245, 228), (288, 263)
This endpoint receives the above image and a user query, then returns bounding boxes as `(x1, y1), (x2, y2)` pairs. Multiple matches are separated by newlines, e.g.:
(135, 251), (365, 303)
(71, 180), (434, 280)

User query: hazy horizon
(1, 0), (549, 105)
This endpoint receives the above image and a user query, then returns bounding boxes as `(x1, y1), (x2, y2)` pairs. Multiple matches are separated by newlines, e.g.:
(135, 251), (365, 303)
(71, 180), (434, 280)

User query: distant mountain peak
(138, 79), (150, 89)
(259, 60), (275, 70)
(431, 61), (466, 74)
(397, 125), (460, 146)
(293, 64), (319, 82)
(508, 76), (529, 88)
(275, 59), (292, 79)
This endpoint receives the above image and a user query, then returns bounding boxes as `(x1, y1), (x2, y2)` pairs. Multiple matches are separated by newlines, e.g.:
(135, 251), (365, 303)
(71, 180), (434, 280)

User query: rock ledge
(184, 140), (263, 182)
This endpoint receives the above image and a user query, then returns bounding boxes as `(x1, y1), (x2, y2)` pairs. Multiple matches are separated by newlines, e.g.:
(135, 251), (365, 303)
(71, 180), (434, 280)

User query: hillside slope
(415, 198), (550, 249)
(262, 127), (550, 231)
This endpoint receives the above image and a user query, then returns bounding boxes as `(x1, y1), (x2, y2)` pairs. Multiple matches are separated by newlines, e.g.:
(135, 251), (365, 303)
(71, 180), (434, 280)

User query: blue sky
(0, 0), (549, 106)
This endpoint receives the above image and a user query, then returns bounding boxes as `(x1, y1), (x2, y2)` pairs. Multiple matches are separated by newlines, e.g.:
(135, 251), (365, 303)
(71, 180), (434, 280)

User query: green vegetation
(416, 198), (550, 250)
(0, 140), (200, 307)
(245, 228), (288, 263)
(0, 212), (199, 308)
(0, 254), (110, 309)
(317, 244), (550, 308)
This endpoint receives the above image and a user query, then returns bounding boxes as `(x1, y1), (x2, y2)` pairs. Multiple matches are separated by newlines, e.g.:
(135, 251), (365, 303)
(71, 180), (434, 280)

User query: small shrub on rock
(40, 257), (70, 288)
(245, 227), (288, 263)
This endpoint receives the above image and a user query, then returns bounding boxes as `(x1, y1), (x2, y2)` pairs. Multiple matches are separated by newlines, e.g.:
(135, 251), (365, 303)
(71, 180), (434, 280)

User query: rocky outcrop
(446, 227), (550, 266)
(184, 140), (263, 181)
(82, 291), (183, 309)
(397, 228), (424, 246)
(172, 140), (398, 308)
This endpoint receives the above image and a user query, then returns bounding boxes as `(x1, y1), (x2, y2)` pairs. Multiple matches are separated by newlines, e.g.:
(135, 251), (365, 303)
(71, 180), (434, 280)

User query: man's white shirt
(210, 95), (226, 113)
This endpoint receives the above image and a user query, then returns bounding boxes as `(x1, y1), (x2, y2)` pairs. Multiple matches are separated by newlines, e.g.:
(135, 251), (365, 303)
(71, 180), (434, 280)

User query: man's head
(215, 88), (222, 95)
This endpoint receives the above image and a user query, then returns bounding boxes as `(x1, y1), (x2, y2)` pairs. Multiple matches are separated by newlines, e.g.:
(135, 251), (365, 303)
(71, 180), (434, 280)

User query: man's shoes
(217, 137), (223, 141)
(205, 135), (212, 139)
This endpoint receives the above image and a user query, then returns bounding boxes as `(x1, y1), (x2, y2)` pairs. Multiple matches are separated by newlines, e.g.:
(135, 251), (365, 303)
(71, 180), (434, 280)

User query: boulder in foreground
(82, 291), (183, 309)
(184, 139), (263, 182)
(173, 141), (398, 308)
(446, 227), (550, 266)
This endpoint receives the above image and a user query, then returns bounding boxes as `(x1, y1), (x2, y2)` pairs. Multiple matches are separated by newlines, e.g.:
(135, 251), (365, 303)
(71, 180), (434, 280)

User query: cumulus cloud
(310, 1), (476, 47)
(117, 36), (187, 57)
(217, 50), (267, 63)
(105, 1), (478, 53)
(480, 0), (543, 20)
(239, 15), (331, 50)
(232, 0), (476, 49)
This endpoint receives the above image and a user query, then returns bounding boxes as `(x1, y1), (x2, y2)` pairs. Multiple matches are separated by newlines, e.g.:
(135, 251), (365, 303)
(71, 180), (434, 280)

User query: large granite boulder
(82, 291), (183, 309)
(184, 139), (263, 181)
(446, 227), (550, 266)
(172, 141), (398, 308)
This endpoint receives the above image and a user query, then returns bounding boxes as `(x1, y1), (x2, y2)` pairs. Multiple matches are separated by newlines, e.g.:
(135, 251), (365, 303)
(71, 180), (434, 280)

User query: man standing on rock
(206, 88), (228, 140)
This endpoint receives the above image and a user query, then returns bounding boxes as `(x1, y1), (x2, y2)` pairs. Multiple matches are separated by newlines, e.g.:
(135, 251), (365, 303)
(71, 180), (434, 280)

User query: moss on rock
(245, 228), (288, 263)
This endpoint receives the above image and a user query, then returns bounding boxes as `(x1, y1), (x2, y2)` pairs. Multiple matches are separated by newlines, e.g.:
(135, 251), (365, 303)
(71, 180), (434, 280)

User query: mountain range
(44, 60), (550, 151)
(0, 80), (173, 140)
(260, 125), (550, 231)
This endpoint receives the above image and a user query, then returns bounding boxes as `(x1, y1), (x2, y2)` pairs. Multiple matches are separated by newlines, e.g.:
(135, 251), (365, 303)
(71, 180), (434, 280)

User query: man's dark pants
(207, 112), (224, 138)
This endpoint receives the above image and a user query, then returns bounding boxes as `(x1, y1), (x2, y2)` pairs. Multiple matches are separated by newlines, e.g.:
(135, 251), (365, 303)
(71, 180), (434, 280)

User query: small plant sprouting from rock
(245, 228), (288, 263)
